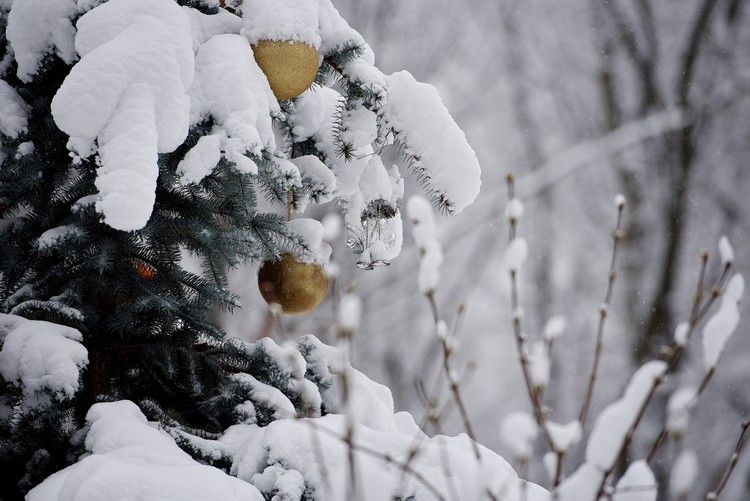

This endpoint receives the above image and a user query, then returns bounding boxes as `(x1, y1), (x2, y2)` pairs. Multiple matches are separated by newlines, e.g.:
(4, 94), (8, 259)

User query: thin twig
(705, 420), (750, 501)
(578, 200), (626, 426)
(505, 174), (555, 450)
(647, 258), (730, 463)
(425, 291), (482, 460)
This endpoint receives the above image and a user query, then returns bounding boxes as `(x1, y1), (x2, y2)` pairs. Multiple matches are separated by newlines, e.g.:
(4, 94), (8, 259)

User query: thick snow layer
(612, 460), (656, 501)
(231, 414), (546, 500)
(384, 71), (481, 214)
(6, 0), (77, 82)
(0, 79), (30, 138)
(233, 372), (297, 420)
(241, 0), (320, 47)
(28, 401), (264, 501)
(586, 361), (667, 470)
(24, 336), (547, 500)
(51, 0), (194, 230)
(0, 313), (87, 410)
(702, 273), (744, 369)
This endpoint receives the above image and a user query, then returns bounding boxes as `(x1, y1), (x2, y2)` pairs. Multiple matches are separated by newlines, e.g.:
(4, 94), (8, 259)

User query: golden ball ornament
(258, 253), (329, 314)
(252, 40), (319, 100)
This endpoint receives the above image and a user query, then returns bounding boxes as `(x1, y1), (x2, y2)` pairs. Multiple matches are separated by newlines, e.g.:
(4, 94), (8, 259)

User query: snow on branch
(383, 71), (481, 215)
(0, 313), (88, 411)
(51, 0), (195, 231)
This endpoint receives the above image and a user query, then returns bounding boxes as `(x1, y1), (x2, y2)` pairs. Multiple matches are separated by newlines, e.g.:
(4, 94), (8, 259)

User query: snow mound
(0, 313), (88, 410)
(27, 401), (264, 501)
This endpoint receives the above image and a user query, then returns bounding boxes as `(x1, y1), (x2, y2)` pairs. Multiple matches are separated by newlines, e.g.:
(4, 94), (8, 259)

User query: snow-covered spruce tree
(0, 0), (483, 499)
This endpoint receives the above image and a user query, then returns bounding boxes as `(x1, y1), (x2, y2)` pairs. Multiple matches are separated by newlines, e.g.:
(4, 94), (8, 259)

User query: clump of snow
(612, 460), (656, 501)
(586, 361), (667, 470)
(666, 386), (697, 437)
(407, 195), (443, 294)
(702, 273), (744, 369)
(718, 235), (734, 267)
(383, 70), (481, 214)
(614, 193), (626, 208)
(189, 34), (279, 158)
(0, 313), (88, 410)
(529, 341), (550, 391)
(337, 292), (361, 334)
(543, 315), (566, 342)
(177, 134), (223, 185)
(0, 79), (30, 138)
(51, 0), (195, 231)
(500, 411), (538, 462)
(546, 420), (582, 453)
(506, 198), (524, 221)
(241, 0), (320, 48)
(340, 106), (378, 149)
(15, 140), (34, 157)
(233, 372), (297, 420)
(6, 0), (78, 82)
(283, 217), (332, 266)
(36, 224), (84, 252)
(673, 322), (689, 347)
(504, 238), (528, 273)
(292, 154), (337, 204)
(28, 401), (264, 501)
(669, 449), (698, 499)
(183, 7), (242, 51)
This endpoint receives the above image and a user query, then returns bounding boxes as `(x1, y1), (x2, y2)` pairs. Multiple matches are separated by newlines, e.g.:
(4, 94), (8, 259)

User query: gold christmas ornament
(252, 40), (319, 100)
(258, 253), (328, 314)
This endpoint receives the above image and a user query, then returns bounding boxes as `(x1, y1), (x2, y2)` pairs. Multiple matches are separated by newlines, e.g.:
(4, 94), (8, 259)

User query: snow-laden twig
(505, 175), (555, 452)
(593, 247), (735, 498)
(578, 195), (626, 427)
